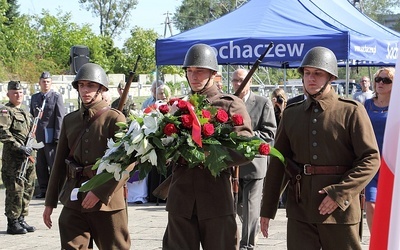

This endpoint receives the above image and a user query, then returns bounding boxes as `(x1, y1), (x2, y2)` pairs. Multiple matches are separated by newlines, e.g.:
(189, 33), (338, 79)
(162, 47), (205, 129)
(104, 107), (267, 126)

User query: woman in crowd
(364, 67), (394, 232)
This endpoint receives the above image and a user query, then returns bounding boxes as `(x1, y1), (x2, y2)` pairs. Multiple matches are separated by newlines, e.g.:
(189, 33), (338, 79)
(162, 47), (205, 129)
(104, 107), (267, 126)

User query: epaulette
(285, 100), (305, 109)
(219, 94), (235, 101)
(338, 97), (360, 106)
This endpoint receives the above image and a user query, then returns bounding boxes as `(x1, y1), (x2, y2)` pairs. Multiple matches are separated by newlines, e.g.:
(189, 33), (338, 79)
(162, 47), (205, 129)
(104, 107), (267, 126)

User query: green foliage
(78, 0), (138, 37)
(174, 0), (241, 32)
(121, 26), (160, 74)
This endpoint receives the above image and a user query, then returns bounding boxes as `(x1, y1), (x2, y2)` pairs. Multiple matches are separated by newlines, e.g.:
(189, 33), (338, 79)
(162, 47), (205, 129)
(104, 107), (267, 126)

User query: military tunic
(0, 103), (35, 219)
(45, 100), (130, 249)
(163, 84), (253, 249)
(260, 88), (380, 249)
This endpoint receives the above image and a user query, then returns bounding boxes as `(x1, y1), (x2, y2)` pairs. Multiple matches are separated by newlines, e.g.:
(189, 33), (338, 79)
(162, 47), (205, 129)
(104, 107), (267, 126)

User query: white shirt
(353, 90), (373, 104)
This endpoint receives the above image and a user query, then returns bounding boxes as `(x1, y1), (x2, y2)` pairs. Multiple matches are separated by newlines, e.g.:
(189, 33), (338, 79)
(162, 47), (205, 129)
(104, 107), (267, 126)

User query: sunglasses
(374, 77), (392, 84)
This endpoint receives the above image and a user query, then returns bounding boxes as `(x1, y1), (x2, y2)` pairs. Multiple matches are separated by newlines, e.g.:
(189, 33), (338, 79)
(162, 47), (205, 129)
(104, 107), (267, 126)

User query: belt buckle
(303, 164), (311, 175)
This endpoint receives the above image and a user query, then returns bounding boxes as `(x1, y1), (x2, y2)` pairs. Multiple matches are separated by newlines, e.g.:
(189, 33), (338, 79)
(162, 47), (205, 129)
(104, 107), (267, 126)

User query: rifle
(117, 55), (141, 111)
(152, 42), (275, 200)
(234, 42), (274, 96)
(18, 99), (46, 181)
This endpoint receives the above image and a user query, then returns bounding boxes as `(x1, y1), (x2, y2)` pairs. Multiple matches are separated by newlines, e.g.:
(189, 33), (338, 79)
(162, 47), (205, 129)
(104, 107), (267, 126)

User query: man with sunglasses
(353, 76), (373, 104)
(260, 46), (380, 250)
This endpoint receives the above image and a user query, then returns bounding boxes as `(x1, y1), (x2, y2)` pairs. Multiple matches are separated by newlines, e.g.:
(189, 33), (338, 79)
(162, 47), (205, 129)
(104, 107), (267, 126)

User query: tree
(78, 0), (138, 37)
(4, 0), (19, 25)
(173, 0), (240, 32)
(119, 26), (159, 76)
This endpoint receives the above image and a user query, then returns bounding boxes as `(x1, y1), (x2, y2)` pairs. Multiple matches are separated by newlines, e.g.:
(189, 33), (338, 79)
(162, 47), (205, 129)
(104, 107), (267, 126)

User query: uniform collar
(304, 87), (337, 111)
(80, 100), (107, 118)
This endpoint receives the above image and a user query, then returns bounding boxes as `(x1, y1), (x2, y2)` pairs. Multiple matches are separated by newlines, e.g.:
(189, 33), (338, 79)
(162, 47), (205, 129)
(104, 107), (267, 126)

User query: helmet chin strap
(185, 71), (214, 94)
(83, 86), (103, 106)
(304, 76), (333, 99)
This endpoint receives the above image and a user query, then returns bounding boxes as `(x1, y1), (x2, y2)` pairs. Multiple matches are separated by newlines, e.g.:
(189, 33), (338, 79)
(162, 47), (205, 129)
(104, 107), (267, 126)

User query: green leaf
(79, 172), (114, 192)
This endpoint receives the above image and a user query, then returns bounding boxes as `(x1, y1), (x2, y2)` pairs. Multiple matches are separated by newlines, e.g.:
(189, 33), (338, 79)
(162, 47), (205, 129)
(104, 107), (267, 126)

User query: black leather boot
(7, 218), (27, 234)
(18, 216), (36, 232)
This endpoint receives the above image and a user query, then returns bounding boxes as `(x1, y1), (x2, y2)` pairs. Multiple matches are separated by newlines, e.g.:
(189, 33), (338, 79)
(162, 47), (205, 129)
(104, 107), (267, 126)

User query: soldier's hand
(43, 206), (53, 229)
(318, 189), (338, 215)
(19, 145), (33, 156)
(260, 217), (271, 238)
(82, 191), (100, 209)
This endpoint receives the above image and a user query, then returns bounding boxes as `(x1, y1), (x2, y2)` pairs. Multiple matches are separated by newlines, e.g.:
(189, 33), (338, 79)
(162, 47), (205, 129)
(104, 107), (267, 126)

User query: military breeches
(1, 155), (35, 219)
(163, 212), (238, 250)
(59, 206), (131, 250)
(287, 218), (361, 250)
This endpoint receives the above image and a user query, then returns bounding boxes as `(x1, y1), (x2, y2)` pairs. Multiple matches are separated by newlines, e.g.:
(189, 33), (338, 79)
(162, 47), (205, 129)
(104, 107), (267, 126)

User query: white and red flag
(369, 48), (400, 250)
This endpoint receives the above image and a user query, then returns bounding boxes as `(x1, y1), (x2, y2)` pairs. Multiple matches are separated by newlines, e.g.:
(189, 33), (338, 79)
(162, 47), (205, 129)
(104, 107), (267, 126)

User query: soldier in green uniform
(0, 81), (36, 234)
(42, 63), (131, 249)
(162, 44), (253, 249)
(111, 81), (136, 116)
(260, 47), (380, 249)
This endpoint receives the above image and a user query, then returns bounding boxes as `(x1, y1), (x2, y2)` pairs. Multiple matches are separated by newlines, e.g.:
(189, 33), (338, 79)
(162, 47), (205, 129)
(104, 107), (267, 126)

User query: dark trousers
(163, 212), (238, 250)
(287, 218), (361, 250)
(59, 206), (131, 250)
(36, 144), (56, 193)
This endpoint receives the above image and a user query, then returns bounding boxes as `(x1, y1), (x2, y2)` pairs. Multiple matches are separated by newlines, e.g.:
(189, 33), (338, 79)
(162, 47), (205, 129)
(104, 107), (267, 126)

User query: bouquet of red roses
(79, 94), (284, 192)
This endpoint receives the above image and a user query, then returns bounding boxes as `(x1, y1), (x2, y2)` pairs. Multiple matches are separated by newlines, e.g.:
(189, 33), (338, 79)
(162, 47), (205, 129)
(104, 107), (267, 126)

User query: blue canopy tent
(155, 0), (400, 68)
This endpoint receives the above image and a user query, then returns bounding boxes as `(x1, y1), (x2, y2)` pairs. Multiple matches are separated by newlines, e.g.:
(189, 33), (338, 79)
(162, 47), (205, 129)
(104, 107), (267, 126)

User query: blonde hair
(372, 67), (395, 97)
(271, 88), (287, 102)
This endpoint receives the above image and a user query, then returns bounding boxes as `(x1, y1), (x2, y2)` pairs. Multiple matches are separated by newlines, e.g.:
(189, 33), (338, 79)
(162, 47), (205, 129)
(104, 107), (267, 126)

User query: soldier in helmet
(162, 44), (253, 249)
(42, 63), (131, 249)
(111, 81), (136, 116)
(260, 47), (379, 249)
(0, 81), (36, 234)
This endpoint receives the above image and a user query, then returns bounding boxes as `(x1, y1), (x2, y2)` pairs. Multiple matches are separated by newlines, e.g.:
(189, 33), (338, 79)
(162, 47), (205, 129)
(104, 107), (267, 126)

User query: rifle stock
(152, 42), (274, 200)
(117, 55), (141, 111)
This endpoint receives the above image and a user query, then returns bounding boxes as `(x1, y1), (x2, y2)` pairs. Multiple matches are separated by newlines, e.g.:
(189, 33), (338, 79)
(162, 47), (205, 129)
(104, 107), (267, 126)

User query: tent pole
(346, 60), (349, 98)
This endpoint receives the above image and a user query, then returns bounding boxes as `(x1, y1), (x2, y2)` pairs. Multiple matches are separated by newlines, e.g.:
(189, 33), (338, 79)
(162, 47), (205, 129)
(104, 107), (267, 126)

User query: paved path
(0, 189), (370, 249)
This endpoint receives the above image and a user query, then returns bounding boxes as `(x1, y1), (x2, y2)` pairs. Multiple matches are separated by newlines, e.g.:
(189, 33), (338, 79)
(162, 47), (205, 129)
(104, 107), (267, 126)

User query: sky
(19, 0), (183, 48)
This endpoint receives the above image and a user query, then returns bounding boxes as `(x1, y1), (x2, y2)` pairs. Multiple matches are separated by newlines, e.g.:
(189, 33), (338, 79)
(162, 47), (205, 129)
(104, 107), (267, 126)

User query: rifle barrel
(233, 42), (274, 97)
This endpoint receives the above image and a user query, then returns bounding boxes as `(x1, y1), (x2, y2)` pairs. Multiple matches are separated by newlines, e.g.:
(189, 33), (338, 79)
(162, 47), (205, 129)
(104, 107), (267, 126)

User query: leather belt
(303, 164), (350, 175)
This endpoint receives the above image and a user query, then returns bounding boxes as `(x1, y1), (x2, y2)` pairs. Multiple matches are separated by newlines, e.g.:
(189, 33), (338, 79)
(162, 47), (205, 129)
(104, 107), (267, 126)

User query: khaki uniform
(260, 88), (380, 249)
(0, 103), (35, 219)
(111, 96), (135, 117)
(45, 100), (130, 249)
(163, 84), (253, 249)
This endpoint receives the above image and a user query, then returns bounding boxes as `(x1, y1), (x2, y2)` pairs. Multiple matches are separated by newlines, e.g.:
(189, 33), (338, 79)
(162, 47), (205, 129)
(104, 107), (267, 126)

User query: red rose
(202, 109), (211, 119)
(202, 123), (215, 137)
(232, 114), (244, 126)
(177, 100), (188, 111)
(163, 123), (178, 136)
(215, 109), (229, 123)
(180, 114), (193, 128)
(258, 143), (270, 155)
(159, 104), (170, 114)
(169, 98), (180, 105)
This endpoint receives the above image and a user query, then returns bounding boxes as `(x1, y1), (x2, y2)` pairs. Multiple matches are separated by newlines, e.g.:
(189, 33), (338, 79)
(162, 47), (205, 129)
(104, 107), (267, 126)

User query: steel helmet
(71, 63), (109, 90)
(183, 44), (218, 72)
(298, 46), (338, 78)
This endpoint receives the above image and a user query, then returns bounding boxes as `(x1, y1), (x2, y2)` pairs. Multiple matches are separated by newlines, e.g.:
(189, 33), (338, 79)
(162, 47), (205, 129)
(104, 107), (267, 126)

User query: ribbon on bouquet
(186, 102), (202, 147)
